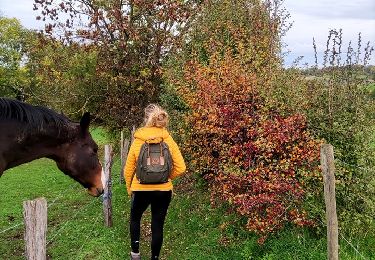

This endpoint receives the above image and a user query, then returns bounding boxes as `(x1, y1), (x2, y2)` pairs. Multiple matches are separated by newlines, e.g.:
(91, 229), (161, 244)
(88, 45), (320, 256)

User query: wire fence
(0, 222), (24, 235)
(47, 183), (81, 209)
(264, 186), (370, 260)
(313, 216), (368, 260)
(0, 182), (81, 236)
(2, 137), (373, 259)
(76, 214), (102, 256)
(1, 191), (104, 259)
(1, 189), (102, 258)
(46, 198), (99, 246)
(1, 144), (115, 259)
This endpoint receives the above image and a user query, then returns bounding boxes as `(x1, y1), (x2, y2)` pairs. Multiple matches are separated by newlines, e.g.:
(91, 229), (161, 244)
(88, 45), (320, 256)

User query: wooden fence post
(320, 144), (339, 260)
(120, 131), (124, 184)
(120, 138), (130, 184)
(119, 126), (135, 185)
(131, 125), (136, 144)
(120, 131), (124, 165)
(23, 197), (47, 260)
(103, 144), (113, 227)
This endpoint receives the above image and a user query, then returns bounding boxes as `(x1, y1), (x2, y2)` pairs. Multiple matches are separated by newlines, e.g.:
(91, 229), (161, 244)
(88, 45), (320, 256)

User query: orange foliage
(177, 51), (321, 243)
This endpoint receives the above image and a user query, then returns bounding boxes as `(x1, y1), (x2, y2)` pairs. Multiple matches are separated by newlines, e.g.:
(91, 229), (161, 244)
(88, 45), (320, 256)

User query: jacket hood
(134, 127), (170, 143)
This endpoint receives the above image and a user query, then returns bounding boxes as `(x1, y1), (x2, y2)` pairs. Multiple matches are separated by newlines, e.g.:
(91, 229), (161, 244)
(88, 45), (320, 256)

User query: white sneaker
(130, 252), (141, 260)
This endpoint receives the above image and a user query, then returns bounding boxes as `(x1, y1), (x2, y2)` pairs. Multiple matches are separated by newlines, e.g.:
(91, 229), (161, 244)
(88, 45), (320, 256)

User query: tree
(34, 0), (201, 128)
(26, 36), (103, 119)
(0, 17), (35, 100)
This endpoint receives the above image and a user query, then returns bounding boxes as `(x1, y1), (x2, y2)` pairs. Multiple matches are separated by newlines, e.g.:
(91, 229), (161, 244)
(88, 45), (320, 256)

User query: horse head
(54, 113), (105, 197)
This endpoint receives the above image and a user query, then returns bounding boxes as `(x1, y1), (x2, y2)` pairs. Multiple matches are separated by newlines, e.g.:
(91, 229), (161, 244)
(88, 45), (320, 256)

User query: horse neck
(26, 136), (67, 160)
(4, 123), (76, 170)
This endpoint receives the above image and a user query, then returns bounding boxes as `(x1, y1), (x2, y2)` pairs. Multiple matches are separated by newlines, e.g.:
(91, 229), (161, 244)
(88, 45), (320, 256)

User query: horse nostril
(96, 187), (104, 195)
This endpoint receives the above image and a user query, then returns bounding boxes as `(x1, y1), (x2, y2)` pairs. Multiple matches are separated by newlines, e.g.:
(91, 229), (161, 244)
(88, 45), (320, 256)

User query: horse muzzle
(88, 166), (106, 197)
(87, 186), (104, 197)
(100, 167), (107, 190)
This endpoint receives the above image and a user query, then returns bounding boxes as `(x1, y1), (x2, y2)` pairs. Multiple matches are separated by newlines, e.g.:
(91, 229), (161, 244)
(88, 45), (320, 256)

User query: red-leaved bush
(177, 52), (321, 243)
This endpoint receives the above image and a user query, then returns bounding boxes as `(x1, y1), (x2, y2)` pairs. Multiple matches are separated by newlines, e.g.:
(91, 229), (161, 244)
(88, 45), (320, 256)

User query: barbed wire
(307, 199), (369, 260)
(339, 232), (368, 260)
(75, 214), (102, 257)
(48, 183), (81, 209)
(47, 198), (99, 245)
(315, 217), (368, 260)
(0, 222), (23, 235)
(0, 183), (83, 235)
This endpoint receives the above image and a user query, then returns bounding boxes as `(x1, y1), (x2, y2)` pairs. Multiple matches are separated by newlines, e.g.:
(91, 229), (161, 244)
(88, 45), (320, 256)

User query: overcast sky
(1, 0), (374, 66)
(283, 0), (375, 66)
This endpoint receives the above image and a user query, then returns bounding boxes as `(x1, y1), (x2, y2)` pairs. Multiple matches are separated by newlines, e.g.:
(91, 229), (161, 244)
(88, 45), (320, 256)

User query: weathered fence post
(23, 197), (47, 260)
(121, 126), (136, 183)
(120, 131), (124, 165)
(131, 125), (136, 143)
(320, 144), (339, 260)
(119, 126), (135, 185)
(103, 144), (113, 227)
(120, 138), (130, 184)
(120, 131), (124, 184)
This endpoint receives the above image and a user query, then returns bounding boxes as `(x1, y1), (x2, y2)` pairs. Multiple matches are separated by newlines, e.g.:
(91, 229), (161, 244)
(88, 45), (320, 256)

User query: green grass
(1, 127), (374, 259)
(90, 126), (111, 146)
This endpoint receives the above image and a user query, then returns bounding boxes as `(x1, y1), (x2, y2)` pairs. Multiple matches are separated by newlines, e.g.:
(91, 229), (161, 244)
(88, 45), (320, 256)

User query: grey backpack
(135, 140), (172, 184)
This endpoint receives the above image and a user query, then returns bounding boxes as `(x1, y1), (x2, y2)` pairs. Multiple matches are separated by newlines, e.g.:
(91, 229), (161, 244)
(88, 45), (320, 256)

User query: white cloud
(283, 0), (375, 66)
(0, 0), (44, 30)
(286, 0), (375, 20)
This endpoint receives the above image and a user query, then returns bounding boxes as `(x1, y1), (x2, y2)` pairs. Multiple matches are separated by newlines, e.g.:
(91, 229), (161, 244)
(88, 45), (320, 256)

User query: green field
(0, 128), (374, 259)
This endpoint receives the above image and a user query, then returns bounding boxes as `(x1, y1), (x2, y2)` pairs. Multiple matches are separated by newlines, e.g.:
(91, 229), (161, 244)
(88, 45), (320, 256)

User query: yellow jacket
(124, 127), (186, 195)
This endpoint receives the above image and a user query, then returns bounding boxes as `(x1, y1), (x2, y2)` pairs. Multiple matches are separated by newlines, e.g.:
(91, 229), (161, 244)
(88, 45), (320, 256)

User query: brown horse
(0, 98), (105, 196)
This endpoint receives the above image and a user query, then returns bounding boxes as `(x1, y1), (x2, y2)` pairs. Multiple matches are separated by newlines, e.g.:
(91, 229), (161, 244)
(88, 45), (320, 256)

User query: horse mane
(0, 98), (75, 138)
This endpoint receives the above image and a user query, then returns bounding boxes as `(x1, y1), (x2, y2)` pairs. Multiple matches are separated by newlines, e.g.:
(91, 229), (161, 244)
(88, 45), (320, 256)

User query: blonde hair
(144, 104), (169, 128)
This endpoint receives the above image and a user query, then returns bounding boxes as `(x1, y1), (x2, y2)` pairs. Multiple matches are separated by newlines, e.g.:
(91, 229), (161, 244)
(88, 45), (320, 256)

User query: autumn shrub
(168, 50), (321, 243)
(163, 0), (287, 142)
(160, 0), (325, 242)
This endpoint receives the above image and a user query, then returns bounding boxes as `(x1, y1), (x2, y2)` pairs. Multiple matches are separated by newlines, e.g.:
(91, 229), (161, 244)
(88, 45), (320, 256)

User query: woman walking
(124, 104), (186, 260)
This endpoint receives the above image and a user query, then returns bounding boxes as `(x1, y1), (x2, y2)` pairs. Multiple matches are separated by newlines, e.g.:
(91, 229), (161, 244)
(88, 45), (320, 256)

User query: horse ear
(80, 112), (91, 132)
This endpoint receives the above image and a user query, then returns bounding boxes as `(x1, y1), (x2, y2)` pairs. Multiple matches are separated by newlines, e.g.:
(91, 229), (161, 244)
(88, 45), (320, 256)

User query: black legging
(130, 191), (172, 259)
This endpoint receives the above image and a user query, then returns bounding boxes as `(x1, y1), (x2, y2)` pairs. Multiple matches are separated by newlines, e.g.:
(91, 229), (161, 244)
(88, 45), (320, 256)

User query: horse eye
(93, 147), (98, 154)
